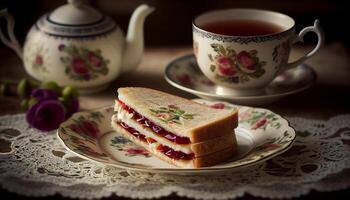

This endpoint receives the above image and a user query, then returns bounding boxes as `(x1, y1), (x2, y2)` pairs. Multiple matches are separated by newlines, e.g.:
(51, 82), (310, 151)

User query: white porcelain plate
(165, 54), (317, 106)
(57, 99), (295, 175)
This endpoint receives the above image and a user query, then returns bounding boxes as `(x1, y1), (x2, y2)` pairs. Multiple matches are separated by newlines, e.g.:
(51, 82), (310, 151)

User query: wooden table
(0, 43), (350, 199)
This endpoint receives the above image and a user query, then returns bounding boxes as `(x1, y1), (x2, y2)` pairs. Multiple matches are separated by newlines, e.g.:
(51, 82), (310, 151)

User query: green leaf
(81, 48), (90, 57)
(218, 45), (227, 55)
(210, 65), (216, 72)
(183, 114), (194, 119)
(149, 109), (158, 114)
(249, 68), (265, 78)
(174, 109), (185, 115)
(95, 49), (102, 55)
(249, 50), (258, 56)
(208, 54), (213, 61)
(211, 44), (219, 49)
(227, 47), (236, 57)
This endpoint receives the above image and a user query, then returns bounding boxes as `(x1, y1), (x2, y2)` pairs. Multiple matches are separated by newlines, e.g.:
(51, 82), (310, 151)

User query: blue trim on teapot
(34, 24), (117, 39)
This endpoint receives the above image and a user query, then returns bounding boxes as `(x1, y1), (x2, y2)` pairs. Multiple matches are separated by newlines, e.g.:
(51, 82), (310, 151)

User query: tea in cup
(193, 9), (324, 95)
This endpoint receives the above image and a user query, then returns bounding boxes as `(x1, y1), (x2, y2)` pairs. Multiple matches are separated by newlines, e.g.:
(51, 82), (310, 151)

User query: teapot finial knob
(68, 0), (84, 7)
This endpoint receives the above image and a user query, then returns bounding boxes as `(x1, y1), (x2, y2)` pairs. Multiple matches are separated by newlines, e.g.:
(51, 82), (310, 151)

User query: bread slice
(112, 113), (236, 157)
(112, 122), (236, 168)
(117, 87), (238, 143)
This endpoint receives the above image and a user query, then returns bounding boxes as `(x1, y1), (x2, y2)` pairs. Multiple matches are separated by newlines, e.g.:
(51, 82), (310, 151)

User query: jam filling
(118, 121), (194, 160)
(119, 122), (146, 142)
(156, 144), (194, 160)
(118, 100), (191, 144)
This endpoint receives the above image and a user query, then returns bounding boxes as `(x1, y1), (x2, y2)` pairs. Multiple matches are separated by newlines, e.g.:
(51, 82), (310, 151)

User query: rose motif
(210, 103), (225, 109)
(127, 148), (149, 156)
(80, 120), (99, 138)
(216, 56), (237, 77)
(87, 52), (102, 67)
(209, 44), (266, 83)
(60, 45), (109, 81)
(156, 113), (173, 121)
(72, 58), (88, 74)
(239, 111), (251, 120)
(237, 51), (256, 70)
(35, 55), (43, 65)
(58, 44), (65, 51)
(176, 74), (192, 85)
(68, 123), (82, 134)
(251, 117), (268, 129)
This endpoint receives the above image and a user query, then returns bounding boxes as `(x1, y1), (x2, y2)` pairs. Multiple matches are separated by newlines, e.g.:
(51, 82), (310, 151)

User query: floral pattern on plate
(110, 135), (151, 158)
(57, 100), (295, 174)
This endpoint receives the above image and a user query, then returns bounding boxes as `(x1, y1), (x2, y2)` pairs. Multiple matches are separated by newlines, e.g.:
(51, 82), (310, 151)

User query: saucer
(57, 99), (295, 175)
(164, 55), (317, 106)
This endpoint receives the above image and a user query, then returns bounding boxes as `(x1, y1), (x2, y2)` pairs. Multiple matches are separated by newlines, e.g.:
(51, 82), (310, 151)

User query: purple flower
(66, 97), (80, 118)
(26, 100), (66, 131)
(31, 89), (57, 101)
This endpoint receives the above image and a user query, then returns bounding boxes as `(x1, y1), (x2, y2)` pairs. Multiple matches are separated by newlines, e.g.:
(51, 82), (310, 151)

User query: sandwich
(111, 87), (238, 168)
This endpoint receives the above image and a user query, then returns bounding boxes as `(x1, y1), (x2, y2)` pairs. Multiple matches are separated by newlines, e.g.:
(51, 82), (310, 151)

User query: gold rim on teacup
(192, 8), (324, 96)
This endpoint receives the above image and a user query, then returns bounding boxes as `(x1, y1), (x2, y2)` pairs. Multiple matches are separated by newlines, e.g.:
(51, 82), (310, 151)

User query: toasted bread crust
(112, 122), (237, 168)
(189, 112), (238, 142)
(192, 132), (237, 157)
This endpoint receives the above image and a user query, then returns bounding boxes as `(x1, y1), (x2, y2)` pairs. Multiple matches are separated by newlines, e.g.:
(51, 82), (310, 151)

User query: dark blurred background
(0, 0), (348, 47)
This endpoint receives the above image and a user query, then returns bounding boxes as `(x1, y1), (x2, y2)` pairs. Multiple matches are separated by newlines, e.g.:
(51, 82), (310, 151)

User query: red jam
(118, 121), (194, 160)
(118, 122), (146, 142)
(118, 100), (191, 144)
(156, 144), (194, 160)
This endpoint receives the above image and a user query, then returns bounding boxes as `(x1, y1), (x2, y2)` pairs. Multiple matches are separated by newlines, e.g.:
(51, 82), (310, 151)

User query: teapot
(0, 0), (154, 93)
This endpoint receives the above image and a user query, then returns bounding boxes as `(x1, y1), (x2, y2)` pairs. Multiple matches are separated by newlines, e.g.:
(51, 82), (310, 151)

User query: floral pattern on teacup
(272, 40), (290, 71)
(59, 44), (109, 81)
(208, 44), (266, 83)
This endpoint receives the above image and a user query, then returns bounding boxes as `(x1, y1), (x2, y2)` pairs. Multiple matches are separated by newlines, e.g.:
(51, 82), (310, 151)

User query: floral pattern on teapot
(208, 44), (266, 83)
(59, 44), (109, 81)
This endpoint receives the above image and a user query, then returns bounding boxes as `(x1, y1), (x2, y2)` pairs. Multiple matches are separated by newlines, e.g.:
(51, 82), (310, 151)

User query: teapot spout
(121, 4), (154, 73)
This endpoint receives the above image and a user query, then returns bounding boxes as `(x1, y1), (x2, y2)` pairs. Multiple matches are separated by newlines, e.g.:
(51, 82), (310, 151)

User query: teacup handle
(280, 20), (324, 74)
(0, 9), (22, 59)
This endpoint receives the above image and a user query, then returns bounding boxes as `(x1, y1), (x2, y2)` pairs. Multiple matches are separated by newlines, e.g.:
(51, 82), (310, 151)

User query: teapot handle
(0, 9), (23, 59)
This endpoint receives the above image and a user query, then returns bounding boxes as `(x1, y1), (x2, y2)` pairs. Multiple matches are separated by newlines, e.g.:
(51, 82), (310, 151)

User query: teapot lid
(36, 0), (116, 37)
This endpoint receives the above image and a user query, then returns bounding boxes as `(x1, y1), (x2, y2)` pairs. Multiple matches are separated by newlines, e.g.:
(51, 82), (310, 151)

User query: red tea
(201, 20), (283, 36)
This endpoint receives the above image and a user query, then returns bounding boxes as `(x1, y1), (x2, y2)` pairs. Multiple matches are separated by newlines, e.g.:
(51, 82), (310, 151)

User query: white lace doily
(0, 114), (350, 199)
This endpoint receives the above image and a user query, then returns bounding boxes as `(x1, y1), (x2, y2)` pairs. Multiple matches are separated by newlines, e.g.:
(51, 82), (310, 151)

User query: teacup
(192, 9), (324, 96)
